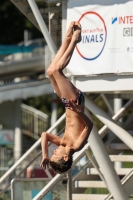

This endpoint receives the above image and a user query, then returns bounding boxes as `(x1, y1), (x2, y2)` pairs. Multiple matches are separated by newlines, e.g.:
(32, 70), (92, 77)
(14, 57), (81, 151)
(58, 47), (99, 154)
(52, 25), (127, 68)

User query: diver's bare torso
(60, 105), (86, 151)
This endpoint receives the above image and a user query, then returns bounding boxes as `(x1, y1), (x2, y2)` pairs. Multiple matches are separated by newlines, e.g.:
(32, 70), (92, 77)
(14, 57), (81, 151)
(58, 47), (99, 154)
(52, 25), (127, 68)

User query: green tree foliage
(0, 0), (43, 44)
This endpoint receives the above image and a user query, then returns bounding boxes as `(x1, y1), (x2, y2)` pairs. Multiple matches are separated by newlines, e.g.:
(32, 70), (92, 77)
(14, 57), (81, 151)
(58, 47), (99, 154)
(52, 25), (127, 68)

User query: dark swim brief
(62, 90), (85, 108)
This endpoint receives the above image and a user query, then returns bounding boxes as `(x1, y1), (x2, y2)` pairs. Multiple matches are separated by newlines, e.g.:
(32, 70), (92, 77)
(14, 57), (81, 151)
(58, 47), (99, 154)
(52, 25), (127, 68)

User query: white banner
(66, 0), (133, 75)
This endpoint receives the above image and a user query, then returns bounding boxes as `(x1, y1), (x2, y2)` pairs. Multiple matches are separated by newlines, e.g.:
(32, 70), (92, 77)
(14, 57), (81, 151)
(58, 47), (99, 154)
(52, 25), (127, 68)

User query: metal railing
(0, 113), (65, 194)
(0, 103), (49, 182)
(21, 103), (49, 140)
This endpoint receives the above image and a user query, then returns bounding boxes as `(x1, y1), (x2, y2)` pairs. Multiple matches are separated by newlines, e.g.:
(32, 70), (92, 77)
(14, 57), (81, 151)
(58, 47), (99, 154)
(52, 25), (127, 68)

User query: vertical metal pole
(48, 3), (51, 35)
(14, 100), (22, 162)
(62, 1), (67, 42)
(62, 1), (68, 76)
(85, 108), (128, 200)
(114, 98), (123, 169)
(114, 98), (123, 123)
(27, 0), (56, 56)
(67, 170), (72, 200)
(51, 93), (57, 134)
(34, 113), (38, 139)
(1, 147), (5, 167)
(24, 30), (29, 45)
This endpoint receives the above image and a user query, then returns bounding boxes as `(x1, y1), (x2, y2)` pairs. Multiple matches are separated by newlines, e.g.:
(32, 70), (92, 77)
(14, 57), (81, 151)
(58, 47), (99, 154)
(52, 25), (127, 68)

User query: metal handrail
(21, 103), (49, 139)
(0, 113), (65, 184)
(21, 103), (48, 119)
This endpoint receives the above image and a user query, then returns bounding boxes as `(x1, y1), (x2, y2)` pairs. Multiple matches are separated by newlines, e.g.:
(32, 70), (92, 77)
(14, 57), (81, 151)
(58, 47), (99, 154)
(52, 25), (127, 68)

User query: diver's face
(50, 145), (68, 162)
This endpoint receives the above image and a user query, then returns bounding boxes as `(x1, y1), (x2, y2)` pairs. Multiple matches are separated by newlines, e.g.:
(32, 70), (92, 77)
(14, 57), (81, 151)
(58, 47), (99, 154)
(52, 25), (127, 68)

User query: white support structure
(32, 173), (64, 200)
(30, 99), (133, 200)
(85, 95), (133, 150)
(67, 170), (72, 200)
(51, 93), (58, 134)
(2, 1), (133, 200)
(101, 93), (114, 116)
(27, 0), (56, 57)
(85, 146), (106, 183)
(75, 74), (133, 94)
(85, 109), (128, 200)
(62, 1), (67, 41)
(114, 98), (123, 169)
(0, 113), (65, 183)
(14, 100), (22, 161)
(98, 96), (133, 137)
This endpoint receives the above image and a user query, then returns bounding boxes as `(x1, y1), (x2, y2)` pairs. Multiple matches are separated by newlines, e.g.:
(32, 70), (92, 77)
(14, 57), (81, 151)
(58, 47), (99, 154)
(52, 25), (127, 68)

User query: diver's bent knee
(53, 63), (63, 73)
(41, 132), (47, 137)
(47, 66), (53, 77)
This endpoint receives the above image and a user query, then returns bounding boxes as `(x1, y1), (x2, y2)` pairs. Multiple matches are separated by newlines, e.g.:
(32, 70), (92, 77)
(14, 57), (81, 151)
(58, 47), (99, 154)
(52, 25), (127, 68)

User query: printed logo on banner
(112, 15), (133, 36)
(112, 16), (133, 25)
(112, 17), (118, 24)
(76, 11), (107, 61)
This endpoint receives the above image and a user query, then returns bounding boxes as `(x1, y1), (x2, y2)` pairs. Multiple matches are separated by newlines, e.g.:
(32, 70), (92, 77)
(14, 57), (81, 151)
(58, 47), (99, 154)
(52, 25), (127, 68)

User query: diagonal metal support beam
(99, 95), (133, 138)
(101, 93), (114, 115)
(85, 149), (107, 185)
(27, 0), (57, 57)
(85, 94), (133, 150)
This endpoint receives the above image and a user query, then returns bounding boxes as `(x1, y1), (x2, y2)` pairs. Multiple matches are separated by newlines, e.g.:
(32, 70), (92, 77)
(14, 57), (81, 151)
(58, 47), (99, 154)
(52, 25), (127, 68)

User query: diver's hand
(40, 156), (50, 170)
(68, 99), (82, 113)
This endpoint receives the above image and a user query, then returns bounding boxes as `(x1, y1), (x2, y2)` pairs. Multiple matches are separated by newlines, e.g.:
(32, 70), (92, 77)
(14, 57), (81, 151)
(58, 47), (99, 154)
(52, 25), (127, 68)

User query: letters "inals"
(81, 34), (104, 43)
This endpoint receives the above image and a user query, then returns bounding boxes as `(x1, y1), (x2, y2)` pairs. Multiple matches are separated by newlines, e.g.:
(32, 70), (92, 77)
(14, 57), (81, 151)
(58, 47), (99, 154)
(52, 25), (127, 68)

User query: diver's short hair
(49, 156), (73, 174)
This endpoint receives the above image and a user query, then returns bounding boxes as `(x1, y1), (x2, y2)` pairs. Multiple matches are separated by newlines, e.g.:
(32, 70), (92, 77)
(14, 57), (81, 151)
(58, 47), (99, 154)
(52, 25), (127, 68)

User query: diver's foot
(65, 21), (75, 40)
(72, 22), (81, 43)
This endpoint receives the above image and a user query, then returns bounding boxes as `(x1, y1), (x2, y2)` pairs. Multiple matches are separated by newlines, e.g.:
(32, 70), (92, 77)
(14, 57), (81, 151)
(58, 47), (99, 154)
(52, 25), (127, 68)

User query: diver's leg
(50, 22), (81, 100)
(47, 21), (75, 98)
